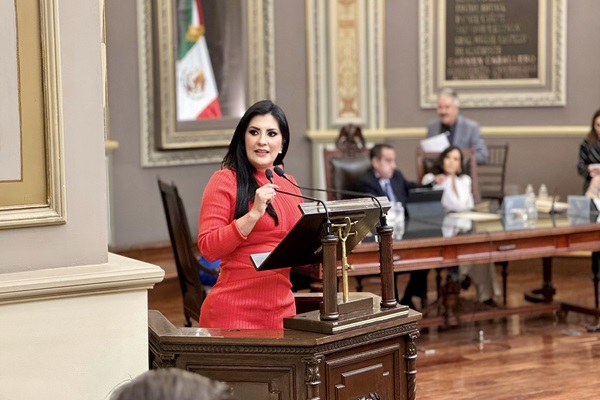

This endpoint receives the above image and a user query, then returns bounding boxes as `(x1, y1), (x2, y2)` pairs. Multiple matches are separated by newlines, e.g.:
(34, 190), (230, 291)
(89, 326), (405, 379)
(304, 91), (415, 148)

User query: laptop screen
(405, 188), (445, 219)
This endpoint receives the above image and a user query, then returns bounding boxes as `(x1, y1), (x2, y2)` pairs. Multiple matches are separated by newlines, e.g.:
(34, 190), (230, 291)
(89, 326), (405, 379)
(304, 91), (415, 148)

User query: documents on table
(535, 199), (568, 214)
(447, 211), (501, 221)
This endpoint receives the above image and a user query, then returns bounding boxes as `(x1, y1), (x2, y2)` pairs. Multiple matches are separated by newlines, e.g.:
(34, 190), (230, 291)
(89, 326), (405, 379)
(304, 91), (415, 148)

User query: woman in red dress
(197, 100), (303, 329)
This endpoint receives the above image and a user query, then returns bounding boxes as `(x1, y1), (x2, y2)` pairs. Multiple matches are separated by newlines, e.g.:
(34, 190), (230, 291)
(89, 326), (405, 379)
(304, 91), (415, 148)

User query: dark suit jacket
(360, 167), (419, 206)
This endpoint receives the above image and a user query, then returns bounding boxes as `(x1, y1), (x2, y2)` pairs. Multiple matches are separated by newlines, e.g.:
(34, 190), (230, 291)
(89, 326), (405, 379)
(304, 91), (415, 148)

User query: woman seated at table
(197, 100), (303, 329)
(577, 109), (600, 198)
(422, 146), (500, 307)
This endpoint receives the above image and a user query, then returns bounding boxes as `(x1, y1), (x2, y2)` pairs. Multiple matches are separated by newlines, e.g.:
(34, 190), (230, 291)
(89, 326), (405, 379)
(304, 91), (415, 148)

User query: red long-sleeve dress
(197, 168), (303, 329)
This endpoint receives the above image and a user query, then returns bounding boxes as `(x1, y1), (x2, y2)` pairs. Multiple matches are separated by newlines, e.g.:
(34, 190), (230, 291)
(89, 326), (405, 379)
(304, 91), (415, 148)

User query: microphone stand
(274, 166), (388, 226)
(265, 169), (339, 320)
(271, 167), (398, 309)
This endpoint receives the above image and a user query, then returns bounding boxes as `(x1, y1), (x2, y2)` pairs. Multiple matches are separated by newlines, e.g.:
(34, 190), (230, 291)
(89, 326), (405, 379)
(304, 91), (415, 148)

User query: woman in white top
(423, 146), (500, 307)
(423, 146), (474, 212)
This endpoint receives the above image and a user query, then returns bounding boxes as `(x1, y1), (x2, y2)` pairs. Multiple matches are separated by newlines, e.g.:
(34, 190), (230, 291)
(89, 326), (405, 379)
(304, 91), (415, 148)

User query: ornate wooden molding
(302, 355), (323, 400)
(307, 0), (385, 129)
(307, 125), (588, 141)
(405, 331), (420, 400)
(154, 322), (420, 357)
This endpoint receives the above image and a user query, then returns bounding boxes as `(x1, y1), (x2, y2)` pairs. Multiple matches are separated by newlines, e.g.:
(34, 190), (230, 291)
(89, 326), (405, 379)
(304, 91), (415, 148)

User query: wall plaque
(445, 0), (539, 82)
(419, 0), (566, 108)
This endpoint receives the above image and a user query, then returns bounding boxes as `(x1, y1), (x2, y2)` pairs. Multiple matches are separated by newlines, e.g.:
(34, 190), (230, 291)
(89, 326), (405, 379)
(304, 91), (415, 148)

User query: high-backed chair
(415, 147), (481, 203)
(323, 124), (371, 200)
(158, 178), (219, 327)
(477, 144), (509, 204)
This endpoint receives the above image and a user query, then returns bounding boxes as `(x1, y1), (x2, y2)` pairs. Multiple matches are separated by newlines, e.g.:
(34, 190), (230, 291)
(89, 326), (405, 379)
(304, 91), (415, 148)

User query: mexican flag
(176, 0), (222, 120)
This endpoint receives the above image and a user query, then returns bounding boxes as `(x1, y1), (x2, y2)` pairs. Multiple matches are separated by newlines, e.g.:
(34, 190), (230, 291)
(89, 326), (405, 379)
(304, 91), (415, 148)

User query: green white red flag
(176, 0), (222, 120)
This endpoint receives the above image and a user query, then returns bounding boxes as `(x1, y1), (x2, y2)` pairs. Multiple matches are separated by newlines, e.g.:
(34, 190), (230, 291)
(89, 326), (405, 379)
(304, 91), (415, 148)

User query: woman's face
(594, 116), (600, 137)
(442, 149), (462, 176)
(244, 113), (283, 171)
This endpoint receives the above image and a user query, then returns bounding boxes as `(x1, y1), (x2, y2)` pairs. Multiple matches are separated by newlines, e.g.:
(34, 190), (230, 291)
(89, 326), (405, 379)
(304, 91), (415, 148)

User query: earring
(279, 150), (283, 154)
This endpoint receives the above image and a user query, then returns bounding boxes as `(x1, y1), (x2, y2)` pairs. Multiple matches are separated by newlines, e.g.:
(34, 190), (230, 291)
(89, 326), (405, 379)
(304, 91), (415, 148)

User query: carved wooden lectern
(149, 197), (422, 399)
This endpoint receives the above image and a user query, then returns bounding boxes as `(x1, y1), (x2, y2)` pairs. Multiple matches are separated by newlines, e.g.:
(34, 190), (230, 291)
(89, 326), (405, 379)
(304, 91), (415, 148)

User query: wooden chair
(415, 147), (481, 203)
(157, 178), (219, 327)
(323, 124), (371, 201)
(478, 144), (509, 204)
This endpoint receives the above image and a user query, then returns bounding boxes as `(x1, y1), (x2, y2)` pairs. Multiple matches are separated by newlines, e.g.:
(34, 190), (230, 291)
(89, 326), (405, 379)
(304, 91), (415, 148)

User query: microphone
(265, 168), (274, 184)
(264, 169), (332, 235)
(273, 166), (388, 226)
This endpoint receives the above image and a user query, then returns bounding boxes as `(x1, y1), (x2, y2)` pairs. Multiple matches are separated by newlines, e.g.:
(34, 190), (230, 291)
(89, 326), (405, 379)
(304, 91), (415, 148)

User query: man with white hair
(426, 88), (488, 164)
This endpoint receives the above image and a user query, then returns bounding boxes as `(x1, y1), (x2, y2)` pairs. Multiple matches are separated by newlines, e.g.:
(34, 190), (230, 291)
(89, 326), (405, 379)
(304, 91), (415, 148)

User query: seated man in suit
(360, 143), (428, 310)
(361, 144), (417, 205)
(427, 88), (489, 164)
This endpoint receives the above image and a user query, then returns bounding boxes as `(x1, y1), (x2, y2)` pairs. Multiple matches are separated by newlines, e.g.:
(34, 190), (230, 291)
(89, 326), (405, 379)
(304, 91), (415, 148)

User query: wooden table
(344, 214), (600, 326)
(149, 307), (422, 400)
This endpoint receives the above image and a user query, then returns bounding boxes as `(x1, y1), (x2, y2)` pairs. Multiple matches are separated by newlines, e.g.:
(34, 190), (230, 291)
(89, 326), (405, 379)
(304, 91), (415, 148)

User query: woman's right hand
(236, 183), (279, 237)
(588, 164), (600, 176)
(251, 183), (278, 216)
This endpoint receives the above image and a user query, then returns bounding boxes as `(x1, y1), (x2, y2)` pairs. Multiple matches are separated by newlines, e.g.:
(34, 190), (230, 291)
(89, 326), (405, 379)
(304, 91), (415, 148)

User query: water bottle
(525, 184), (537, 226)
(393, 202), (405, 239)
(525, 184), (534, 197)
(538, 184), (548, 201)
(395, 202), (405, 225)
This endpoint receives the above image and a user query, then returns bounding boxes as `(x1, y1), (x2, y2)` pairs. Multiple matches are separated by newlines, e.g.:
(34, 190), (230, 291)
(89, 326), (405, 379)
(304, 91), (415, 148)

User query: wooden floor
(141, 249), (600, 399)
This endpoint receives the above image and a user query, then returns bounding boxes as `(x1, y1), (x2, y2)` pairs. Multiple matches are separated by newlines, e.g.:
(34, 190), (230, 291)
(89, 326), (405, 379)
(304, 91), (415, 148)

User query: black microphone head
(265, 168), (274, 183)
(273, 166), (286, 177)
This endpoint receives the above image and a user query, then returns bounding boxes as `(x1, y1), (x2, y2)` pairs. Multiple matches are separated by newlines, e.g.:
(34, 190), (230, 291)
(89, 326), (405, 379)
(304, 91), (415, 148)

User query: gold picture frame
(0, 0), (66, 229)
(419, 0), (567, 108)
(138, 0), (275, 167)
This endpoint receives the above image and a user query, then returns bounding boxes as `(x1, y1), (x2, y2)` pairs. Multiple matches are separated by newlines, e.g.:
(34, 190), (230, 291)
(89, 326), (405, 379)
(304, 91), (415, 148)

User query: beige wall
(0, 1), (164, 398)
(0, 0), (108, 271)
(106, 0), (600, 249)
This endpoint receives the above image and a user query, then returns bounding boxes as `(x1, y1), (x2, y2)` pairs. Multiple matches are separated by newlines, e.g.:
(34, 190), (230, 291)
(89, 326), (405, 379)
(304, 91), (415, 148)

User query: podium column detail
(378, 224), (398, 308)
(320, 233), (340, 320)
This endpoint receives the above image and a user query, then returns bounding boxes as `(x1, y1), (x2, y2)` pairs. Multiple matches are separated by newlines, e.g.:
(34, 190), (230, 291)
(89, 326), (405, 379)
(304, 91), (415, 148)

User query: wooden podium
(150, 197), (422, 399)
(149, 308), (421, 400)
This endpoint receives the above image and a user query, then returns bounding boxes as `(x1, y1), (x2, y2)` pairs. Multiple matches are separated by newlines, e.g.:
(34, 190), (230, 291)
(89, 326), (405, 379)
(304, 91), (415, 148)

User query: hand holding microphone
(236, 178), (278, 237)
(249, 170), (278, 218)
(255, 183), (278, 207)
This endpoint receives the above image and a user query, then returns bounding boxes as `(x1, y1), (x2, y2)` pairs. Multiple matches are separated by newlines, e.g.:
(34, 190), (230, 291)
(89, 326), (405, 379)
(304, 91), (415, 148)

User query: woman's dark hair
(586, 109), (600, 147)
(222, 100), (290, 224)
(431, 145), (465, 176)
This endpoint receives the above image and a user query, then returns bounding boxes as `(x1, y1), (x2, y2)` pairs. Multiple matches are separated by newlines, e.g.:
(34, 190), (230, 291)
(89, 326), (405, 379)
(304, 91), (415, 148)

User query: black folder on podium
(251, 197), (390, 271)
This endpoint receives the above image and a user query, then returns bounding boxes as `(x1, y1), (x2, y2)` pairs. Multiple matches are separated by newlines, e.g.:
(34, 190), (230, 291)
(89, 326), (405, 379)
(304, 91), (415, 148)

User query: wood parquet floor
(142, 251), (600, 399)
